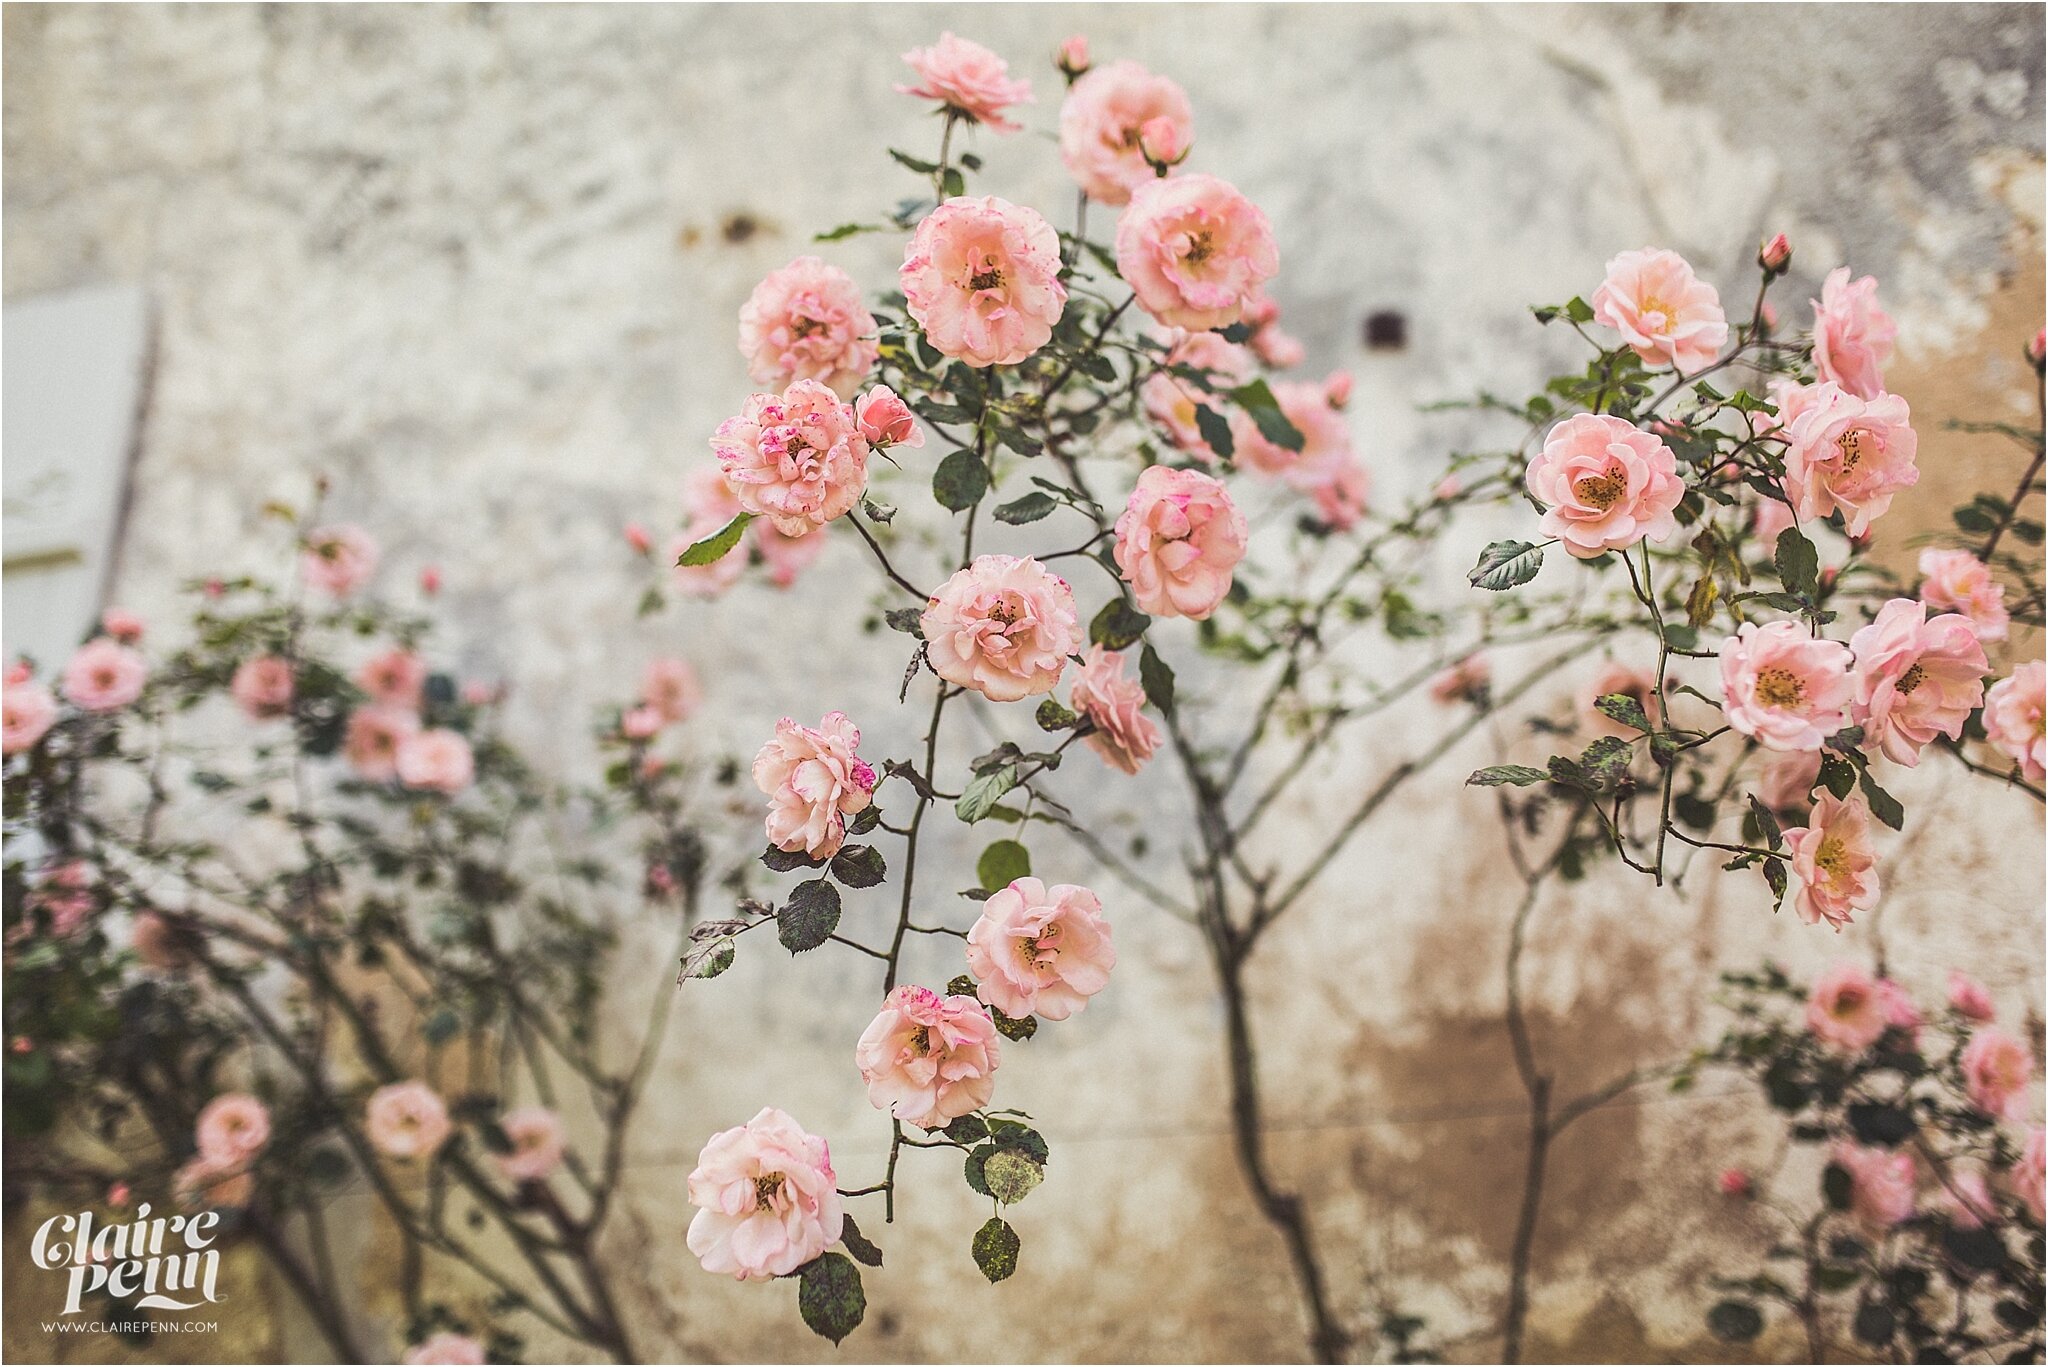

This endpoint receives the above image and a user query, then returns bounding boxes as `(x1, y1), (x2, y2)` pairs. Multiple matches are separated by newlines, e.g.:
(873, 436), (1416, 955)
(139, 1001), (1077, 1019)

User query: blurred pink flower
(300, 525), (379, 598)
(62, 639), (147, 712)
(196, 1093), (271, 1165)
(3, 680), (58, 755)
(230, 656), (295, 721)
(496, 1106), (567, 1183)
(641, 658), (701, 724)
(1811, 267), (1896, 399)
(1806, 960), (1886, 1052)
(1067, 645), (1161, 775)
(100, 609), (145, 643)
(1961, 1028), (2033, 1120)
(1917, 548), (2009, 644)
(404, 1334), (486, 1366)
(395, 729), (474, 795)
(1984, 661), (2045, 783)
(1948, 971), (1996, 1022)
(345, 705), (420, 782)
(366, 1080), (452, 1160)
(1833, 1140), (1915, 1229)
(1058, 59), (1193, 204)
(1428, 655), (1491, 706)
(357, 648), (427, 711)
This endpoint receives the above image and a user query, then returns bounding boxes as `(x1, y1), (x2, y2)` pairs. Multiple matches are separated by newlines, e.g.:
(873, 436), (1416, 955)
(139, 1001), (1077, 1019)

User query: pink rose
(230, 656), (295, 721)
(1961, 1028), (2033, 1120)
(624, 522), (653, 555)
(1138, 115), (1188, 168)
(1983, 660), (2045, 783)
(1717, 620), (1853, 752)
(1324, 371), (1354, 408)
(357, 648), (426, 711)
(62, 639), (147, 712)
(1525, 414), (1684, 560)
(641, 658), (701, 724)
(1057, 60), (1194, 205)
(395, 728), (475, 795)
(1718, 1168), (1753, 1199)
(921, 555), (1081, 701)
(1590, 247), (1728, 373)
(107, 1182), (132, 1209)
(1848, 599), (1988, 766)
(301, 524), (380, 598)
(1833, 1141), (1916, 1229)
(28, 862), (96, 939)
(965, 878), (1114, 1021)
(896, 32), (1032, 132)
(712, 379), (871, 536)
(345, 705), (420, 782)
(1580, 660), (1663, 738)
(100, 609), (145, 643)
(1231, 378), (1344, 480)
(853, 385), (923, 449)
(1055, 35), (1090, 79)
(196, 1093), (271, 1165)
(495, 1106), (567, 1183)
(686, 1106), (842, 1282)
(1810, 267), (1896, 399)
(1753, 494), (1798, 546)
(173, 1156), (252, 1212)
(901, 196), (1067, 367)
(855, 984), (1002, 1130)
(1240, 287), (1305, 368)
(1942, 1170), (1997, 1229)
(753, 520), (828, 589)
(404, 1334), (486, 1366)
(8, 660), (30, 685)
(3, 680), (58, 755)
(419, 565), (442, 596)
(1806, 960), (1886, 1052)
(752, 712), (876, 860)
(2013, 1129), (2046, 1222)
(621, 705), (664, 740)
(1301, 451), (1372, 531)
(1116, 173), (1278, 332)
(1142, 330), (1254, 463)
(1784, 792), (1881, 930)
(1876, 978), (1923, 1042)
(1779, 382), (1918, 536)
(1917, 548), (2010, 644)
(1755, 750), (1822, 815)
(737, 256), (878, 398)
(1113, 465), (1247, 620)
(1429, 655), (1491, 706)
(1948, 971), (1996, 1023)
(365, 1080), (452, 1160)
(1067, 645), (1162, 775)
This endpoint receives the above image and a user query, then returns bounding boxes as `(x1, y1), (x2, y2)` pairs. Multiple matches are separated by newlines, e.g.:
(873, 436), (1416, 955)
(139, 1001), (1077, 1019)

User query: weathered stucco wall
(4, 4), (2043, 1362)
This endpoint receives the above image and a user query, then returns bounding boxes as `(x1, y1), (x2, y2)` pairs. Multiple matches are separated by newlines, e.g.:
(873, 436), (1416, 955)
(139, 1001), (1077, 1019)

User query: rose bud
(1718, 1168), (1754, 1199)
(2029, 326), (2046, 373)
(1055, 35), (1090, 80)
(1138, 115), (1189, 171)
(1323, 371), (1354, 409)
(419, 565), (442, 596)
(1758, 233), (1791, 277)
(624, 522), (653, 555)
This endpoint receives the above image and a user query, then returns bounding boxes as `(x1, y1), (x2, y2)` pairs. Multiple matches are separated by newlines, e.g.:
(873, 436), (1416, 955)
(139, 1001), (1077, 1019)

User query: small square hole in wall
(1363, 310), (1407, 351)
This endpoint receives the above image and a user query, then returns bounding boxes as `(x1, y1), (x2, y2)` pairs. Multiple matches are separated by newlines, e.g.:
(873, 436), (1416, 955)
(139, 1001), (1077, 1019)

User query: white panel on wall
(1, 283), (152, 668)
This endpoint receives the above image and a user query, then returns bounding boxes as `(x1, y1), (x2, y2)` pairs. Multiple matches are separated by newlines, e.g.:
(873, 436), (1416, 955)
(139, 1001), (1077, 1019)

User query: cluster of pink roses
(1796, 962), (2044, 1229)
(340, 640), (475, 795)
(621, 657), (702, 741)
(362, 1077), (565, 1188)
(173, 1091), (270, 1211)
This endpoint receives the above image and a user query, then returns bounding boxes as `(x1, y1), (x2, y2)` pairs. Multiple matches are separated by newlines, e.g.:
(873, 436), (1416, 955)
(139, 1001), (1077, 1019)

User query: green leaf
(680, 920), (747, 981)
(675, 514), (751, 567)
(982, 1150), (1044, 1204)
(1468, 540), (1544, 592)
(1857, 771), (1904, 831)
(814, 222), (882, 242)
(944, 1113), (989, 1143)
(1686, 574), (1719, 628)
(1773, 527), (1819, 597)
(933, 450), (990, 511)
(829, 844), (887, 889)
(994, 493), (1058, 525)
(1089, 598), (1151, 650)
(888, 148), (939, 174)
(884, 607), (925, 637)
(840, 1214), (884, 1268)
(1818, 753), (1857, 799)
(1192, 403), (1235, 458)
(1578, 736), (1634, 790)
(1564, 295), (1595, 324)
(777, 879), (841, 953)
(1226, 379), (1305, 451)
(990, 1004), (1038, 1042)
(977, 840), (1032, 892)
(1034, 698), (1080, 732)
(763, 845), (824, 873)
(956, 765), (1019, 824)
(797, 1253), (866, 1344)
(1594, 692), (1652, 734)
(1705, 1300), (1764, 1344)
(1138, 643), (1175, 716)
(1467, 764), (1550, 788)
(971, 1217), (1021, 1283)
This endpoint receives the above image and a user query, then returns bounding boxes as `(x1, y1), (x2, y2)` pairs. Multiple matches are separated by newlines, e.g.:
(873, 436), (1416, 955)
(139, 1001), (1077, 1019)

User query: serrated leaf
(840, 1214), (884, 1268)
(933, 450), (990, 511)
(993, 493), (1058, 525)
(1227, 378), (1304, 451)
(1138, 643), (1175, 716)
(1595, 692), (1652, 733)
(1467, 764), (1550, 788)
(1578, 735), (1633, 790)
(675, 514), (751, 567)
(829, 844), (887, 889)
(798, 1252), (866, 1344)
(679, 920), (740, 981)
(977, 840), (1031, 892)
(982, 1150), (1043, 1203)
(1468, 540), (1544, 592)
(971, 1217), (1021, 1283)
(956, 765), (1019, 824)
(1089, 598), (1151, 650)
(1773, 527), (1819, 597)
(945, 1113), (989, 1143)
(763, 844), (825, 873)
(777, 879), (841, 953)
